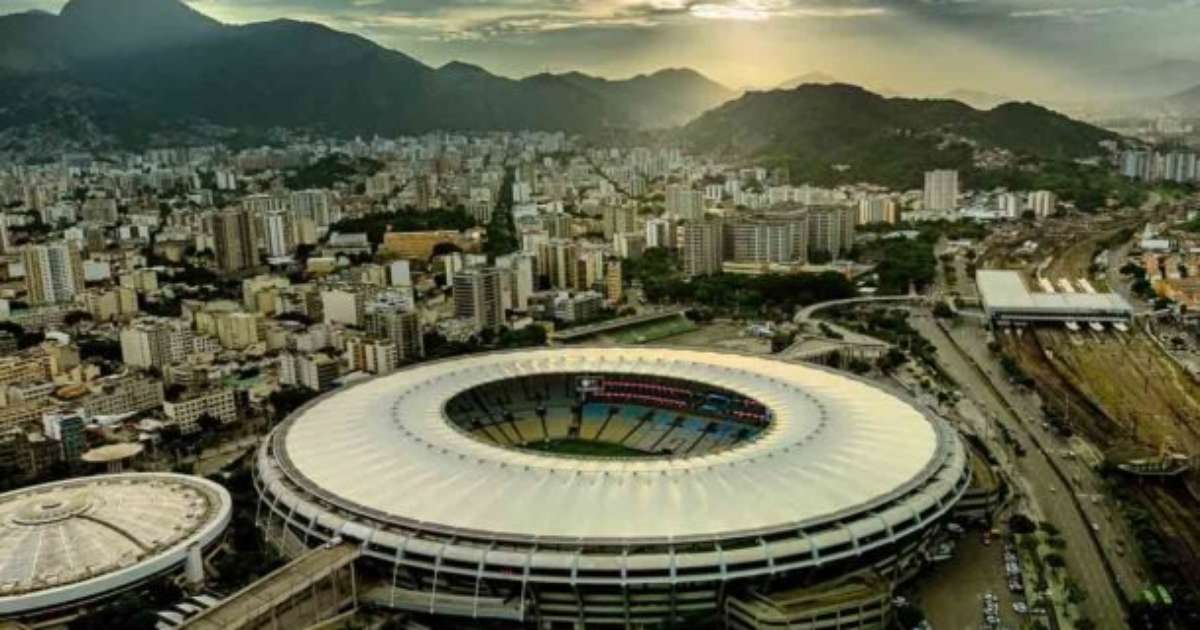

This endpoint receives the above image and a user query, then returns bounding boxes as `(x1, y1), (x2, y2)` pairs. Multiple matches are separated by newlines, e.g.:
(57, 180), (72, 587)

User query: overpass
(183, 544), (360, 630)
(794, 294), (929, 323)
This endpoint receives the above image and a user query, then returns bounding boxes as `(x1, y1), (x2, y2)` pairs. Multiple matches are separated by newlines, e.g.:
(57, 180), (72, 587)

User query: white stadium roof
(275, 348), (947, 542)
(0, 474), (232, 616)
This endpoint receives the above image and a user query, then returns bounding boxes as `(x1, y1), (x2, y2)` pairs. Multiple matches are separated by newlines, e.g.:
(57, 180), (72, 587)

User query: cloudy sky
(8, 0), (1200, 97)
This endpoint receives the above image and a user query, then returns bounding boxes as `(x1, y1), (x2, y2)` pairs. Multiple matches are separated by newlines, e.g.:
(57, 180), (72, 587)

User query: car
(1091, 522), (1100, 532)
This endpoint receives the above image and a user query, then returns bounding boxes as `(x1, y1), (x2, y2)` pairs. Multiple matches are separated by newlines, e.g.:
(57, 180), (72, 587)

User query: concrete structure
(182, 545), (359, 630)
(363, 302), (424, 362)
(977, 270), (1134, 325)
(0, 474), (231, 623)
(211, 208), (257, 274)
(163, 388), (239, 434)
(683, 219), (724, 277)
(857, 196), (900, 225)
(665, 184), (705, 220)
(280, 352), (339, 393)
(263, 210), (293, 258)
(923, 170), (959, 212)
(256, 348), (970, 627)
(726, 215), (809, 265)
(453, 267), (504, 332)
(22, 244), (84, 306)
(80, 442), (145, 472)
(804, 205), (856, 260)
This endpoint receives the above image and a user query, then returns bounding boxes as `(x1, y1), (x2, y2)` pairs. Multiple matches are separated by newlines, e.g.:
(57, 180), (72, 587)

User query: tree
(196, 412), (223, 434)
(932, 302), (956, 319)
(1009, 513), (1037, 534)
(268, 387), (320, 423)
(64, 310), (94, 328)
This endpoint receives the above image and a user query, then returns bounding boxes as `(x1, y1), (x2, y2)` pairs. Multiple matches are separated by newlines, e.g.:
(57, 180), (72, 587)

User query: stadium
(254, 347), (972, 628)
(0, 473), (232, 624)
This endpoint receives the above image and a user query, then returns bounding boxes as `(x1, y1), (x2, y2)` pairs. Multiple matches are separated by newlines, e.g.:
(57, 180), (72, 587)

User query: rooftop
(0, 474), (231, 608)
(275, 347), (953, 543)
(976, 270), (1134, 316)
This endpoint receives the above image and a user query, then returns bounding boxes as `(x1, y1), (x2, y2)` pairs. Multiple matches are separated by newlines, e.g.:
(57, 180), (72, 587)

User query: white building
(163, 388), (238, 434)
(923, 170), (959, 212)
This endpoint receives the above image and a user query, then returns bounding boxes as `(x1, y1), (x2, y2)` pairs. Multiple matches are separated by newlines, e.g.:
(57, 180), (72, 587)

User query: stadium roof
(0, 474), (231, 615)
(276, 348), (946, 542)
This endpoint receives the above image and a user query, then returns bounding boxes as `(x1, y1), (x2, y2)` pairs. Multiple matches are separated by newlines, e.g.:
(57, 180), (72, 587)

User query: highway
(911, 314), (1131, 629)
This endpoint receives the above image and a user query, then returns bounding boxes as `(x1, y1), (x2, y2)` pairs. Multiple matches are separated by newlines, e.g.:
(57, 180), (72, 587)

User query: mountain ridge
(682, 83), (1119, 188)
(0, 0), (734, 142)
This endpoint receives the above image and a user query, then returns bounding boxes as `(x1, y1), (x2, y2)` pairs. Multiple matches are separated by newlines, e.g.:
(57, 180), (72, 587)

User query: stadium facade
(254, 348), (972, 628)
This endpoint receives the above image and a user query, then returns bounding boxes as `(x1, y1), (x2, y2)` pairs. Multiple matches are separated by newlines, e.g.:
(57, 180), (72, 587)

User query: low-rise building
(162, 388), (239, 434)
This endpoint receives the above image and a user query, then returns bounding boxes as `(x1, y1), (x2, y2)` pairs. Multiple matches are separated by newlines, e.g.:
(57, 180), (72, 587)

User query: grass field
(603, 317), (698, 344)
(520, 439), (653, 458)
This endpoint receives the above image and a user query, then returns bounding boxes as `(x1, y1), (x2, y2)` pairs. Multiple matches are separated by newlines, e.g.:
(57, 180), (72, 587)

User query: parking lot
(915, 534), (1024, 630)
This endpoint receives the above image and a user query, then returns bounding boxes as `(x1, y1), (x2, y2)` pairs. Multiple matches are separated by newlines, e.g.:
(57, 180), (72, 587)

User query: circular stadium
(0, 473), (232, 621)
(255, 347), (971, 627)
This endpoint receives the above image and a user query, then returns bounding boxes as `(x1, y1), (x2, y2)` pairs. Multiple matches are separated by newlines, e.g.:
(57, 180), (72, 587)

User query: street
(911, 313), (1133, 629)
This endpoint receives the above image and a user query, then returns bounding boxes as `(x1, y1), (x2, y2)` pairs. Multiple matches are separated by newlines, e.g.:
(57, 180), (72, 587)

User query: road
(955, 326), (1147, 599)
(911, 314), (1130, 629)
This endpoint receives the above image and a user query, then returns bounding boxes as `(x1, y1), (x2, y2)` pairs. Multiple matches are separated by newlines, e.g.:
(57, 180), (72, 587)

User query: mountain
(1165, 83), (1200, 115)
(682, 84), (1118, 188)
(776, 72), (840, 90)
(774, 72), (900, 98)
(1094, 60), (1200, 99)
(941, 89), (1012, 111)
(549, 68), (735, 128)
(0, 0), (733, 145)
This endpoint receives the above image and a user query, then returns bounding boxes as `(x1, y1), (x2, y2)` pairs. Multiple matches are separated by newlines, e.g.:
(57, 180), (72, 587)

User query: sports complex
(0, 473), (232, 624)
(254, 347), (974, 628)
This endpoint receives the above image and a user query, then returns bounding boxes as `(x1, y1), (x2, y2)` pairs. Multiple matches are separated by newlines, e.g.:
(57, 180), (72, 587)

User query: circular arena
(255, 348), (971, 627)
(0, 473), (232, 621)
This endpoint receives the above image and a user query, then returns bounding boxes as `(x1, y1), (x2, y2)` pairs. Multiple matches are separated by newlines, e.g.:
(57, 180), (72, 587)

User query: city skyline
(5, 0), (1200, 99)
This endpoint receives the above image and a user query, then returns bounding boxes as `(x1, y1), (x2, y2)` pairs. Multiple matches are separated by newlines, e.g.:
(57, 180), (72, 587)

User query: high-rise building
(683, 220), (724, 277)
(726, 216), (809, 264)
(453, 267), (505, 332)
(1164, 152), (1198, 183)
(612, 232), (646, 260)
(538, 240), (580, 290)
(495, 253), (535, 312)
(645, 217), (677, 249)
(23, 243), (85, 305)
(604, 259), (624, 304)
(1028, 191), (1057, 218)
(806, 206), (856, 260)
(857, 197), (900, 225)
(263, 210), (294, 258)
(996, 193), (1022, 219)
(365, 301), (425, 362)
(923, 170), (959, 212)
(321, 287), (364, 327)
(290, 189), (336, 227)
(665, 185), (705, 221)
(211, 208), (258, 274)
(602, 206), (639, 240)
(279, 352), (340, 392)
(42, 412), (85, 466)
